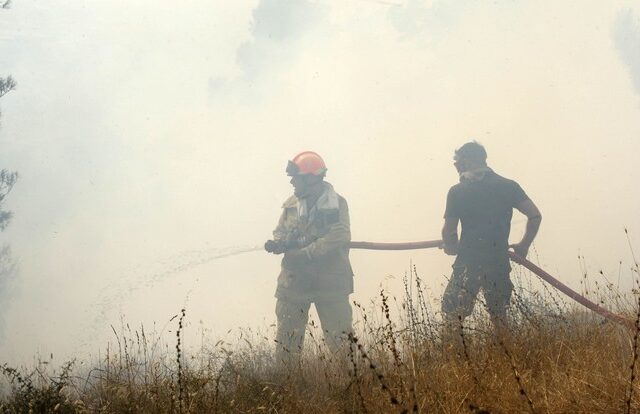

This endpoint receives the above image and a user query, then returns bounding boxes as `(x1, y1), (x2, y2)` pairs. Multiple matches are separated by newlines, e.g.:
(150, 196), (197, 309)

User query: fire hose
(349, 240), (635, 330)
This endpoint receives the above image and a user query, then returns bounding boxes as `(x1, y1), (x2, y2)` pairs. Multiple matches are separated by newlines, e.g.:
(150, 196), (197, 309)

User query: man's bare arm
(442, 217), (459, 256)
(510, 199), (542, 258)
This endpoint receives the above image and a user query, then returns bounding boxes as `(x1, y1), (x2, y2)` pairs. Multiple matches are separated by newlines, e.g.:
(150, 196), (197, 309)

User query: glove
(265, 235), (318, 254)
(264, 239), (286, 254)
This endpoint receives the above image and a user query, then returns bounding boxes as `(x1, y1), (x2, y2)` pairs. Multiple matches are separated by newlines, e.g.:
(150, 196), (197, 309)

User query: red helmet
(286, 151), (327, 176)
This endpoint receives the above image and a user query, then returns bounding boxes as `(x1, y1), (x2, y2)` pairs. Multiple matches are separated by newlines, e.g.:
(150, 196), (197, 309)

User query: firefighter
(265, 151), (354, 364)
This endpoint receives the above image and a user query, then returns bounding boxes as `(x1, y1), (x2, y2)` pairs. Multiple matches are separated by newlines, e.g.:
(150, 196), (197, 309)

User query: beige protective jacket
(273, 183), (354, 303)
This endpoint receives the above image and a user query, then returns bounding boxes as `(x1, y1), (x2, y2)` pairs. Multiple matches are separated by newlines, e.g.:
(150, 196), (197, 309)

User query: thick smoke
(387, 0), (473, 37)
(0, 170), (18, 343)
(0, 246), (17, 343)
(236, 0), (326, 80)
(1, 0), (640, 365)
(209, 0), (326, 100)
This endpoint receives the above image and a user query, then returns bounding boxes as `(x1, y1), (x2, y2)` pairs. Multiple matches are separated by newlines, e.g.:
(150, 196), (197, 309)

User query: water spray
(90, 244), (264, 338)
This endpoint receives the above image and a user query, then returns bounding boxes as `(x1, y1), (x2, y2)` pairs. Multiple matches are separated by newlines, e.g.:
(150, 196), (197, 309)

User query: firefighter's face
(290, 174), (320, 198)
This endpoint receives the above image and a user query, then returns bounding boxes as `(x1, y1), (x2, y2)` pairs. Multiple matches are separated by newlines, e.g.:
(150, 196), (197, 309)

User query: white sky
(1, 0), (640, 364)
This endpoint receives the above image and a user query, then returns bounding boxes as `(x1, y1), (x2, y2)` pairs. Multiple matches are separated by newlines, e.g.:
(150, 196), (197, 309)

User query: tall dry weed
(1, 261), (639, 413)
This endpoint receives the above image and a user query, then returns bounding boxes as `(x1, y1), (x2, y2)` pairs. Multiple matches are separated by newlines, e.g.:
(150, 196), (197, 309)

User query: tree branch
(0, 76), (16, 99)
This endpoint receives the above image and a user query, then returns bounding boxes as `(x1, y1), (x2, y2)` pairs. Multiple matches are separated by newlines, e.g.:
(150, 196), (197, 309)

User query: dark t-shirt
(444, 170), (529, 266)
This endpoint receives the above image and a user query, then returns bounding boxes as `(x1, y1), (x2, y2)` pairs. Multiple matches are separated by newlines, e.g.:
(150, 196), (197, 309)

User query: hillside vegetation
(1, 266), (639, 413)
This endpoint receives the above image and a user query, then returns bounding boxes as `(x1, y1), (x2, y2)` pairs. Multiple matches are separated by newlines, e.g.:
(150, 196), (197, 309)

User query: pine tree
(0, 0), (18, 342)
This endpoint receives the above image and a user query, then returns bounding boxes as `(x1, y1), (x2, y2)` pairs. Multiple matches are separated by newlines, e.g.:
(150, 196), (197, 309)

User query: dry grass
(2, 264), (640, 413)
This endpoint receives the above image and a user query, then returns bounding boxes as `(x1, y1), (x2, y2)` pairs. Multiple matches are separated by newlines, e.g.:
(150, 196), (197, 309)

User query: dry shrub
(1, 263), (639, 413)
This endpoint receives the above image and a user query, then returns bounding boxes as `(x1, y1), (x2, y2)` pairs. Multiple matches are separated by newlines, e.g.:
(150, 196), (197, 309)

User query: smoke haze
(614, 8), (640, 96)
(1, 0), (640, 364)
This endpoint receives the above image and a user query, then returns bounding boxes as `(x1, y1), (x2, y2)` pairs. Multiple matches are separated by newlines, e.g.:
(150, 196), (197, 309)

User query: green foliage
(0, 77), (15, 99)
(0, 2), (18, 342)
(0, 170), (17, 232)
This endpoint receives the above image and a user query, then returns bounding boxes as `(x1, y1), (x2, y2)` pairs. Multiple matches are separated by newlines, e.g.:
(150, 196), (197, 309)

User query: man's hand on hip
(509, 242), (529, 258)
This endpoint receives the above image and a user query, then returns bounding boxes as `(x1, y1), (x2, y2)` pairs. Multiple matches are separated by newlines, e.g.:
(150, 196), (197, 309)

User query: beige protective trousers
(275, 295), (352, 365)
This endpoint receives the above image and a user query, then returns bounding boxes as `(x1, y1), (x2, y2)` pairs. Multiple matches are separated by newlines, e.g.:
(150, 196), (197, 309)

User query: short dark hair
(455, 141), (487, 164)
